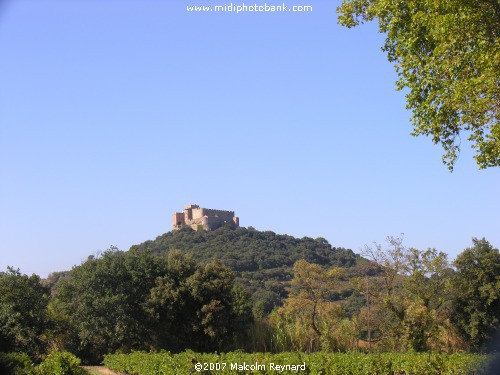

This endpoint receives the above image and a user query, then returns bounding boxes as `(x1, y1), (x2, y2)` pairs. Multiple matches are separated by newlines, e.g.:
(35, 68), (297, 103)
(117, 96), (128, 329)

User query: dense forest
(1, 227), (499, 372)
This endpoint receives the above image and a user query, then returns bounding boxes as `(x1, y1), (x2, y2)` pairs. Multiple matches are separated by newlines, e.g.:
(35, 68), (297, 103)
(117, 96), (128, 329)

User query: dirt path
(81, 366), (127, 375)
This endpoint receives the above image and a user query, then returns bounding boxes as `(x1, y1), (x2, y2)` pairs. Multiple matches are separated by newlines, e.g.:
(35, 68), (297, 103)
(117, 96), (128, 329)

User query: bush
(0, 352), (35, 375)
(104, 351), (491, 375)
(37, 351), (84, 375)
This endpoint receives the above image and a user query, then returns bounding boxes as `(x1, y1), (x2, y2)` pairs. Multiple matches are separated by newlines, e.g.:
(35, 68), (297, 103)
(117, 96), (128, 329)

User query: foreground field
(103, 351), (491, 375)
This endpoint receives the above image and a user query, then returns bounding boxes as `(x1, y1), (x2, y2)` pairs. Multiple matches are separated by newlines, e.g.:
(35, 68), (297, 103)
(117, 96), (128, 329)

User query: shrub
(0, 352), (35, 375)
(37, 351), (84, 375)
(104, 351), (491, 375)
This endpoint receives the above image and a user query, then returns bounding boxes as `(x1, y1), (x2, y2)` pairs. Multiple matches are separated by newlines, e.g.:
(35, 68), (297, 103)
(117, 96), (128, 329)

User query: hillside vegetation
(130, 226), (366, 313)
(2, 227), (498, 367)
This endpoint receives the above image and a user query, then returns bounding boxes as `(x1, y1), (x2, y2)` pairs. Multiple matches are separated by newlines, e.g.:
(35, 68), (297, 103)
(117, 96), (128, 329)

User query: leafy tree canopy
(54, 247), (165, 361)
(451, 238), (500, 351)
(0, 267), (49, 358)
(337, 0), (499, 170)
(54, 247), (252, 362)
(362, 236), (459, 352)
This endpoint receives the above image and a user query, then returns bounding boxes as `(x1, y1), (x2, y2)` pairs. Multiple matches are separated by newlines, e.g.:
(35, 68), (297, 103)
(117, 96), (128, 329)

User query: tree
(337, 0), (499, 170)
(362, 235), (408, 323)
(189, 260), (251, 351)
(54, 247), (165, 361)
(145, 250), (199, 352)
(270, 260), (350, 352)
(288, 260), (345, 338)
(451, 238), (500, 351)
(402, 247), (454, 351)
(362, 236), (458, 351)
(55, 247), (252, 360)
(0, 267), (50, 358)
(350, 276), (386, 352)
(147, 252), (252, 352)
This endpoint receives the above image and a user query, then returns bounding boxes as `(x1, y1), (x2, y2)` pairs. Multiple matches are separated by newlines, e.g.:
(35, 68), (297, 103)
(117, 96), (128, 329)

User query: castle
(172, 204), (239, 231)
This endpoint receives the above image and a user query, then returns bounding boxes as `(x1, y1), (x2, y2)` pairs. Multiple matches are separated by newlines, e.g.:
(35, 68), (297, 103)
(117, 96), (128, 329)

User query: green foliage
(54, 248), (253, 362)
(359, 237), (460, 352)
(451, 238), (500, 351)
(103, 350), (491, 375)
(147, 252), (253, 353)
(54, 247), (165, 361)
(337, 0), (499, 170)
(0, 268), (50, 358)
(5, 228), (494, 361)
(401, 248), (452, 351)
(131, 226), (360, 314)
(268, 237), (488, 353)
(1, 351), (94, 375)
(0, 352), (35, 375)
(269, 260), (351, 352)
(42, 271), (71, 294)
(37, 351), (84, 375)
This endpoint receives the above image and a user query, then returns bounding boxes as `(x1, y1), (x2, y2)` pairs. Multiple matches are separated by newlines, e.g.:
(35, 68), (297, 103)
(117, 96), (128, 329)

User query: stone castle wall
(199, 208), (235, 222)
(172, 204), (239, 231)
(173, 212), (184, 228)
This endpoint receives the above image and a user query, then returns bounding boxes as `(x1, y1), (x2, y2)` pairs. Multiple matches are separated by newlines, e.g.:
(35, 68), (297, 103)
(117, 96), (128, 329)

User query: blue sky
(1, 0), (498, 277)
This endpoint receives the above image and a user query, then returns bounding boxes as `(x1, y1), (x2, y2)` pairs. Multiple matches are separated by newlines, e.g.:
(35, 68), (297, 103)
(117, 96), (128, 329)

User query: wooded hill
(9, 228), (498, 361)
(44, 226), (379, 317)
(128, 226), (374, 315)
